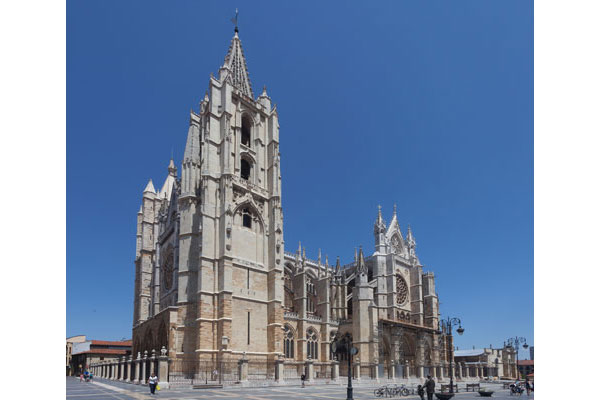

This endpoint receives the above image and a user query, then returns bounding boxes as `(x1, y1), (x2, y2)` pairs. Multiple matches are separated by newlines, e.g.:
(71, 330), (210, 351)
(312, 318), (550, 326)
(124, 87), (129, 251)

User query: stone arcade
(126, 29), (467, 386)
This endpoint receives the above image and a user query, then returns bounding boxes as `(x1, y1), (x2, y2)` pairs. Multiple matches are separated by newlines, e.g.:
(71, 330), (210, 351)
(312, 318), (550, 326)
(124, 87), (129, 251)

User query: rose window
(396, 274), (408, 305)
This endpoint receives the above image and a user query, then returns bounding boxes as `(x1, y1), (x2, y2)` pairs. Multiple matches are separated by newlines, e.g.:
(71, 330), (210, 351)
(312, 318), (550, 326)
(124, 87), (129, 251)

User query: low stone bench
(441, 384), (458, 392)
(466, 383), (480, 392)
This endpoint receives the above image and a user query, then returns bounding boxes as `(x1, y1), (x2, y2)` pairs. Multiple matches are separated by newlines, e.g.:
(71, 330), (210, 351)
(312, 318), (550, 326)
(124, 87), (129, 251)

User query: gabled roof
(222, 32), (254, 98)
(518, 360), (534, 366)
(91, 340), (132, 346)
(455, 349), (485, 357)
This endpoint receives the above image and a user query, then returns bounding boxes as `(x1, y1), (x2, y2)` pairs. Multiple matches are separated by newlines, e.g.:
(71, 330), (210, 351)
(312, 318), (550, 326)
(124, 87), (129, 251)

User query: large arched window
(241, 115), (252, 147)
(240, 158), (251, 180)
(283, 325), (294, 359)
(161, 246), (174, 291)
(306, 328), (318, 360)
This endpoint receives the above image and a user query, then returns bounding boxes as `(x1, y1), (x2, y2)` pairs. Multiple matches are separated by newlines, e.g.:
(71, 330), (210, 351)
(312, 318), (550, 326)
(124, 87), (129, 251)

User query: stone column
(418, 365), (424, 379)
(275, 357), (284, 382)
(126, 356), (132, 383)
(135, 352), (142, 384)
(305, 360), (314, 382)
(158, 346), (170, 389)
(405, 361), (410, 378)
(353, 359), (361, 380)
(238, 354), (248, 382)
(371, 361), (379, 381)
(149, 349), (156, 377)
(432, 365), (437, 379)
(440, 365), (445, 380)
(479, 365), (484, 379)
(331, 361), (339, 381)
(389, 361), (395, 380)
(141, 351), (148, 385)
(118, 357), (124, 381)
(457, 362), (462, 380)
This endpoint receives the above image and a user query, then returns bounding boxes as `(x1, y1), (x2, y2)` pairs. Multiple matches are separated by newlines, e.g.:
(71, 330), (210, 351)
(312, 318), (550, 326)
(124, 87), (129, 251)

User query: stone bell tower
(176, 28), (284, 360)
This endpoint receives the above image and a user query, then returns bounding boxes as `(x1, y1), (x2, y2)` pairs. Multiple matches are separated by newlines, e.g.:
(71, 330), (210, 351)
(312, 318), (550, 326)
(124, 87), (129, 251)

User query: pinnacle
(143, 179), (156, 194)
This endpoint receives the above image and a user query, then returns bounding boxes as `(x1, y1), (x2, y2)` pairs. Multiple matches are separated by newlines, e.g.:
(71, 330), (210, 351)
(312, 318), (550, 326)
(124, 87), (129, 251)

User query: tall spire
(221, 29), (254, 98)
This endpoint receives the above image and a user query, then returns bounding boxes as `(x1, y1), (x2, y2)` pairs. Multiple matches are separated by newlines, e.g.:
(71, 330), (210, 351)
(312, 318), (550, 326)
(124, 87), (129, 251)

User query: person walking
(301, 373), (306, 387)
(424, 375), (436, 400)
(417, 384), (425, 400)
(148, 373), (158, 395)
(525, 377), (531, 396)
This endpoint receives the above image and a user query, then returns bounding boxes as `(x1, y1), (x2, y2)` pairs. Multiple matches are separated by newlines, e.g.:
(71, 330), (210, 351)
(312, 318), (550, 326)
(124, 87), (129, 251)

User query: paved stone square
(67, 377), (533, 400)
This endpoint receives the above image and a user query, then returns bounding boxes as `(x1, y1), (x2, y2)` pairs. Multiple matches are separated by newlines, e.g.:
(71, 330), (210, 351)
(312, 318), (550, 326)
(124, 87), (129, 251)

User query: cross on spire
(231, 8), (239, 32)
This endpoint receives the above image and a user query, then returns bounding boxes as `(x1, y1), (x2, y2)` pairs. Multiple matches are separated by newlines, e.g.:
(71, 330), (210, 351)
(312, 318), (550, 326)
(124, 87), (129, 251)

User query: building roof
(90, 340), (132, 346)
(75, 349), (129, 355)
(455, 349), (485, 357)
(518, 360), (534, 366)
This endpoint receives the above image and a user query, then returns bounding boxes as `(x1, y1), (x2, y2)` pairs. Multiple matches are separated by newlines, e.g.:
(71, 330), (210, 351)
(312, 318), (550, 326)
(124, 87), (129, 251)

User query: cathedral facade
(131, 30), (452, 382)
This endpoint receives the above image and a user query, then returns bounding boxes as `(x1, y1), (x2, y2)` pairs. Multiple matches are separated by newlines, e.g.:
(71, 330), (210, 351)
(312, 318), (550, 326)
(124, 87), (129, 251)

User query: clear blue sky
(67, 1), (533, 357)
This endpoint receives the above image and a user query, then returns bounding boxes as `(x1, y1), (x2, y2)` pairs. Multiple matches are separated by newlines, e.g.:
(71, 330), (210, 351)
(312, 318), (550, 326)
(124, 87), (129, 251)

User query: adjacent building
(66, 335), (87, 376)
(517, 360), (534, 378)
(454, 346), (518, 380)
(131, 28), (457, 383)
(71, 339), (132, 376)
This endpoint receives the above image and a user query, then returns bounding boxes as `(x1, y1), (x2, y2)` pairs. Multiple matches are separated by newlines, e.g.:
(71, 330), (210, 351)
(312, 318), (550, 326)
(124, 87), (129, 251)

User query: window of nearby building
(284, 325), (294, 359)
(306, 329), (318, 360)
(241, 115), (252, 147)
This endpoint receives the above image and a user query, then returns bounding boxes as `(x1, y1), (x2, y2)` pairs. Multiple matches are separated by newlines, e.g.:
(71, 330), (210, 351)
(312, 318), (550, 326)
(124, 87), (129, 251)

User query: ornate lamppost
(332, 332), (358, 400)
(440, 317), (464, 394)
(505, 337), (528, 379)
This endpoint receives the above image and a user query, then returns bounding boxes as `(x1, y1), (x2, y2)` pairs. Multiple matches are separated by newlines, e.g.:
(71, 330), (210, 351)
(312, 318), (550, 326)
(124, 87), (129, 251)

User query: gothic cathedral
(132, 29), (449, 382)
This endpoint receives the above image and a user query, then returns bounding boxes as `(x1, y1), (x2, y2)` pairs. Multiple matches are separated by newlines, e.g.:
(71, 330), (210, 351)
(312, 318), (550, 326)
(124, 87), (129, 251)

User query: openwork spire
(222, 32), (254, 98)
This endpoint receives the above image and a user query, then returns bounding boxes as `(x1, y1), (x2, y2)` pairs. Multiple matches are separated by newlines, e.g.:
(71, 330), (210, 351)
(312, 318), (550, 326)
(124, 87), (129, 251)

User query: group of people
(511, 377), (534, 396)
(416, 375), (533, 399)
(78, 371), (93, 382)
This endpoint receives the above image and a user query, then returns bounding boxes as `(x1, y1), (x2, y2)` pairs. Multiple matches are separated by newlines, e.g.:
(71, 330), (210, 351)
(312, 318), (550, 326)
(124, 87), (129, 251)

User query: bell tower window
(240, 159), (251, 180)
(242, 208), (252, 228)
(241, 115), (251, 147)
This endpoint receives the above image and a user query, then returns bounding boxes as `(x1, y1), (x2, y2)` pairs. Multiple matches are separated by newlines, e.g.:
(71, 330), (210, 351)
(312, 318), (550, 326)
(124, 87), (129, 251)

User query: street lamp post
(439, 317), (464, 394)
(506, 337), (528, 380)
(332, 332), (357, 400)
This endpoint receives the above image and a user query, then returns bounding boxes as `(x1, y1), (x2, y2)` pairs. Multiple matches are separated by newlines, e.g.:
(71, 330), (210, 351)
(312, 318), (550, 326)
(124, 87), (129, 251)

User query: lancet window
(306, 328), (318, 360)
(283, 325), (294, 359)
(306, 277), (317, 314)
(241, 114), (252, 147)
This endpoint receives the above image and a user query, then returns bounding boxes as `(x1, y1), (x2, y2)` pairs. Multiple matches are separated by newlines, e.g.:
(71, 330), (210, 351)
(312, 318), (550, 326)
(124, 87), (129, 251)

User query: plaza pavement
(67, 377), (533, 400)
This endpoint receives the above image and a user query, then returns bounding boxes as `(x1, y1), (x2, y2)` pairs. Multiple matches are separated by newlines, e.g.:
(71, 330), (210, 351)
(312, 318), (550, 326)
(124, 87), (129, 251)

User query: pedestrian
(79, 373), (84, 382)
(301, 373), (306, 388)
(148, 372), (158, 395)
(525, 377), (531, 396)
(424, 375), (436, 400)
(417, 384), (425, 400)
